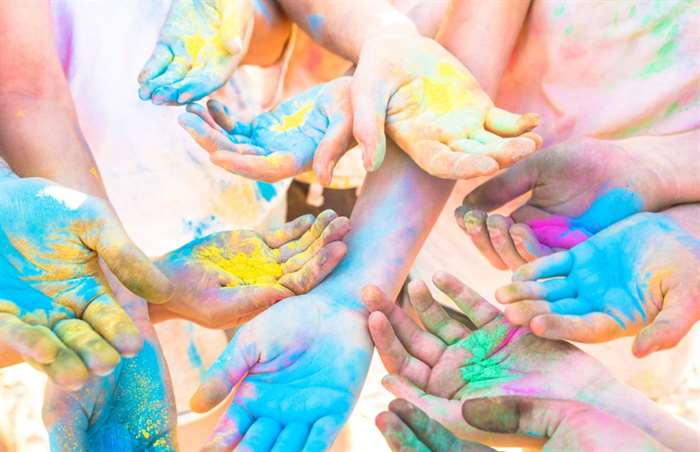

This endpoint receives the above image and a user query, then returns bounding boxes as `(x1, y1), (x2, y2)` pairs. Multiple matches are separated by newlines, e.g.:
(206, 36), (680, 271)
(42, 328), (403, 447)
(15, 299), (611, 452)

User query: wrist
(350, 12), (418, 61)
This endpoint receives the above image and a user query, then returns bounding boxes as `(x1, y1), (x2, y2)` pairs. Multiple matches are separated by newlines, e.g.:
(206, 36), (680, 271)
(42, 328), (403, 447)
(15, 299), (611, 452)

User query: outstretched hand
(139, 0), (254, 105)
(352, 34), (541, 178)
(497, 211), (700, 357)
(0, 177), (172, 389)
(154, 210), (349, 328)
(180, 77), (354, 184)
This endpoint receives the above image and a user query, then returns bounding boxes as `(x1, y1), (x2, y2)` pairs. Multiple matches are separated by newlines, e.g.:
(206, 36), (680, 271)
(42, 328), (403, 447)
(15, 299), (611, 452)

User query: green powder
(458, 324), (518, 389)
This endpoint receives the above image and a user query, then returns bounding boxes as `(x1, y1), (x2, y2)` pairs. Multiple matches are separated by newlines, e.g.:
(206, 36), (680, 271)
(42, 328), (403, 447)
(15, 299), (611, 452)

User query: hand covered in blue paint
(43, 297), (178, 451)
(353, 34), (541, 178)
(497, 211), (700, 357)
(0, 177), (173, 389)
(189, 292), (372, 451)
(153, 210), (349, 328)
(179, 77), (354, 184)
(377, 397), (665, 452)
(456, 138), (665, 270)
(139, 0), (254, 105)
(366, 272), (614, 442)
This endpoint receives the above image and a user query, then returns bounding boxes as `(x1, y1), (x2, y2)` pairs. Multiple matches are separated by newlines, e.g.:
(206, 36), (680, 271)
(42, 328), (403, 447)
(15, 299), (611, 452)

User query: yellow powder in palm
(183, 34), (206, 65)
(195, 241), (282, 287)
(271, 101), (314, 132)
(422, 61), (472, 115)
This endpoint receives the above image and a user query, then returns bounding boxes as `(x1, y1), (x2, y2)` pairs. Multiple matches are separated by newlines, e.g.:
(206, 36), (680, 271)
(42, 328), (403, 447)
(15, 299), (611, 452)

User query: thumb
(80, 202), (174, 304)
(484, 107), (540, 137)
(462, 157), (540, 212)
(219, 0), (254, 56)
(350, 67), (393, 172)
(313, 115), (355, 186)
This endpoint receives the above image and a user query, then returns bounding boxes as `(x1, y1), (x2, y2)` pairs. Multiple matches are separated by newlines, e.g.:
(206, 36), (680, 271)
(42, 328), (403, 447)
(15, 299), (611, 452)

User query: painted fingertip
(178, 92), (194, 104)
(461, 210), (483, 234)
(138, 85), (152, 101)
(520, 113), (540, 130)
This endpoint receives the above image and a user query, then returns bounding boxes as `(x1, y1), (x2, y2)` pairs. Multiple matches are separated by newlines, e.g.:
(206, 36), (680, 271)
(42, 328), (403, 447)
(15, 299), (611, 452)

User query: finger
(81, 294), (143, 357)
(529, 312), (621, 342)
(81, 204), (173, 303)
(138, 42), (173, 84)
(432, 272), (500, 328)
(302, 415), (344, 452)
(381, 374), (454, 420)
(468, 134), (538, 168)
(408, 280), (471, 344)
(368, 312), (431, 388)
(408, 140), (498, 179)
(512, 251), (574, 281)
(0, 314), (62, 364)
(144, 58), (190, 104)
(484, 108), (540, 137)
(455, 208), (508, 270)
(168, 71), (226, 104)
(505, 298), (590, 326)
(461, 159), (539, 212)
(486, 215), (527, 270)
(509, 223), (553, 262)
(313, 114), (355, 186)
(496, 279), (577, 304)
(350, 70), (391, 172)
(262, 214), (315, 249)
(237, 417), (282, 452)
(280, 217), (350, 273)
(277, 210), (338, 261)
(209, 150), (295, 182)
(179, 112), (236, 154)
(53, 319), (120, 376)
(191, 329), (255, 413)
(633, 289), (700, 357)
(202, 404), (255, 451)
(362, 285), (445, 367)
(279, 241), (348, 294)
(33, 346), (89, 391)
(375, 410), (431, 452)
(208, 99), (237, 132)
(270, 423), (309, 452)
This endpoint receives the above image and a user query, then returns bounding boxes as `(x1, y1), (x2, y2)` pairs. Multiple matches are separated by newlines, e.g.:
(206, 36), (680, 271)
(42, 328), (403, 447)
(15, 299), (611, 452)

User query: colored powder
(308, 14), (325, 39)
(458, 324), (518, 389)
(183, 34), (206, 63)
(255, 181), (277, 201)
(422, 62), (472, 115)
(195, 241), (281, 287)
(271, 101), (314, 132)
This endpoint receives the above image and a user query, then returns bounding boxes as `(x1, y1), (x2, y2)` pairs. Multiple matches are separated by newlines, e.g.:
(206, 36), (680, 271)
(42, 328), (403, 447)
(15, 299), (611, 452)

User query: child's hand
(498, 211), (700, 357)
(456, 138), (666, 270)
(179, 77), (354, 184)
(154, 210), (349, 328)
(0, 177), (173, 389)
(353, 34), (541, 177)
(139, 0), (254, 105)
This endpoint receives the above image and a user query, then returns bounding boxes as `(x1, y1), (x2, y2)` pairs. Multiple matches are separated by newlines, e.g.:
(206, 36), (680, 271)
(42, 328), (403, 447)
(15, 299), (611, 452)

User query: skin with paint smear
(499, 210), (700, 357)
(151, 210), (350, 328)
(0, 176), (173, 390)
(179, 77), (353, 184)
(138, 0), (255, 105)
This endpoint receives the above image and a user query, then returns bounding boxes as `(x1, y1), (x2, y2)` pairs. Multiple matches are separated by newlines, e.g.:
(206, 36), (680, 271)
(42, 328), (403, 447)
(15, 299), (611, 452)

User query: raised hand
(364, 272), (614, 440)
(179, 77), (353, 184)
(43, 297), (178, 451)
(352, 34), (541, 177)
(455, 138), (665, 270)
(154, 210), (349, 328)
(139, 0), (254, 105)
(0, 177), (173, 389)
(497, 211), (700, 357)
(189, 290), (372, 451)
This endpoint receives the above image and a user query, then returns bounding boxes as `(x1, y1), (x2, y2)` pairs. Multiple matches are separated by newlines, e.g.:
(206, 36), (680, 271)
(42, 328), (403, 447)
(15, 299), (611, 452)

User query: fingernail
(178, 92), (193, 104)
(462, 211), (482, 233)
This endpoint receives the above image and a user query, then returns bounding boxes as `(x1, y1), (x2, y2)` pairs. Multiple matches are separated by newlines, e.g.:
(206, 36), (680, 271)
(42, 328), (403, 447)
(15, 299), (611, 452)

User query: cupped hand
(179, 77), (354, 184)
(139, 0), (254, 105)
(497, 211), (700, 357)
(352, 34), (541, 177)
(364, 272), (614, 440)
(0, 177), (173, 389)
(154, 210), (349, 328)
(455, 138), (663, 270)
(43, 297), (178, 451)
(189, 291), (372, 451)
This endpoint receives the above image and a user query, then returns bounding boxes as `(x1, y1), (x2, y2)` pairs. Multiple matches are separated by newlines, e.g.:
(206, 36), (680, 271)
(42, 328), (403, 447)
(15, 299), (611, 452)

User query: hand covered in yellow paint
(365, 272), (614, 442)
(353, 35), (541, 178)
(0, 177), (173, 390)
(179, 77), (354, 184)
(139, 0), (254, 105)
(154, 210), (350, 328)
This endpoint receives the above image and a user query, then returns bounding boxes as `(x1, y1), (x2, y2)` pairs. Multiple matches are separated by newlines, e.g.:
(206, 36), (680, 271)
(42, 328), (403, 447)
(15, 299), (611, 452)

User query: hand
(0, 177), (173, 389)
(455, 138), (665, 270)
(43, 297), (178, 451)
(497, 212), (700, 357)
(139, 0), (254, 105)
(154, 210), (350, 328)
(352, 34), (541, 177)
(364, 272), (614, 440)
(376, 397), (666, 452)
(189, 291), (372, 451)
(179, 77), (354, 184)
